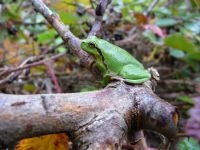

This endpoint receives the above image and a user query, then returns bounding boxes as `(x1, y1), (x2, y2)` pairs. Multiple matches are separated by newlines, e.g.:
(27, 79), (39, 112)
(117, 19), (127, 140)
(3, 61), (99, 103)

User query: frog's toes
(110, 75), (125, 82)
(143, 80), (158, 91)
(106, 81), (123, 88)
(143, 80), (153, 91)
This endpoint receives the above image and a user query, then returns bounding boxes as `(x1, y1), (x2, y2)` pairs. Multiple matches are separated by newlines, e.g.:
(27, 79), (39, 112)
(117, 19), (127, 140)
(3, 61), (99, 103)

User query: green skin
(81, 36), (151, 84)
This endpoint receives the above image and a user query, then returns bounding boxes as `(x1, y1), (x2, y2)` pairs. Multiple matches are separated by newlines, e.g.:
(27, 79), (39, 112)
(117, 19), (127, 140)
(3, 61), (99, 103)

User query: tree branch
(89, 0), (112, 36)
(29, 0), (94, 68)
(0, 83), (179, 149)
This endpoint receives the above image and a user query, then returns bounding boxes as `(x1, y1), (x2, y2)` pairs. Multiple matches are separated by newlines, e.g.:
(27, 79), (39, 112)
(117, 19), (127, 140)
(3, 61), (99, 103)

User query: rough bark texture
(0, 83), (179, 149)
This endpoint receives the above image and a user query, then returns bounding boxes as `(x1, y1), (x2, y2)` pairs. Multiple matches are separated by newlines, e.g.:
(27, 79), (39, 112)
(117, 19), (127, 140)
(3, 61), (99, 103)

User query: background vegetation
(0, 0), (200, 149)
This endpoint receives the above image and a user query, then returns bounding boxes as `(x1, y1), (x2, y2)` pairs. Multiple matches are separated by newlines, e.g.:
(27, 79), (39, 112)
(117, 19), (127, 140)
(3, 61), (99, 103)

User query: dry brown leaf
(15, 133), (69, 150)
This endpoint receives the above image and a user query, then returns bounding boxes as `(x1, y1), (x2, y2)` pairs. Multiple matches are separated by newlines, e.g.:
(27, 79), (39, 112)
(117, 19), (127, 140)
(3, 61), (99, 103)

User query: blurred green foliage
(178, 138), (200, 150)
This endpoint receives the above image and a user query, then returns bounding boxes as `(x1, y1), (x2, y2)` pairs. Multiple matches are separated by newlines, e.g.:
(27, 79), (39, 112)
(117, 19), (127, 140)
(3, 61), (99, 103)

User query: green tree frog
(81, 36), (159, 87)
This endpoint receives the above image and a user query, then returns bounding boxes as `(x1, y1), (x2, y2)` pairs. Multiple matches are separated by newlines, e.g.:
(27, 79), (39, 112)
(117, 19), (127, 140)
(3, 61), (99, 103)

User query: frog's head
(81, 36), (100, 57)
(148, 67), (160, 81)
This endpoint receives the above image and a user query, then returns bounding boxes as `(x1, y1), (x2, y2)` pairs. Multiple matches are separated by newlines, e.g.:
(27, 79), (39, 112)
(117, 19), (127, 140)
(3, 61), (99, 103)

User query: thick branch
(0, 83), (179, 149)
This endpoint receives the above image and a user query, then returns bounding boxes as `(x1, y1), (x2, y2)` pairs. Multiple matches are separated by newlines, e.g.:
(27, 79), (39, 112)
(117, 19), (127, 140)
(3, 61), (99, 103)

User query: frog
(81, 36), (159, 89)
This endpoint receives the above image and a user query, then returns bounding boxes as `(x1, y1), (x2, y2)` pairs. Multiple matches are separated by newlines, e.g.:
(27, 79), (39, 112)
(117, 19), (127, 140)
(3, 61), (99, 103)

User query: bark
(0, 83), (179, 149)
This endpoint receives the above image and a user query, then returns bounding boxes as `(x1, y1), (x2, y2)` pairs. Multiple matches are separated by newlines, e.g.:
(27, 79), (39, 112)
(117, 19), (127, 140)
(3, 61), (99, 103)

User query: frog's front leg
(103, 72), (125, 88)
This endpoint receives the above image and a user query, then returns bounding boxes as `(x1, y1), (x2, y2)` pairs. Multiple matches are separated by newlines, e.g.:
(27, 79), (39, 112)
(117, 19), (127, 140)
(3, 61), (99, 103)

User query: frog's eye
(89, 43), (95, 48)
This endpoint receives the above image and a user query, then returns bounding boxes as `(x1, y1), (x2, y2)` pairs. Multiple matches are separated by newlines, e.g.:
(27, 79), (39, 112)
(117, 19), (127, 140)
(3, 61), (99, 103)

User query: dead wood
(0, 83), (179, 149)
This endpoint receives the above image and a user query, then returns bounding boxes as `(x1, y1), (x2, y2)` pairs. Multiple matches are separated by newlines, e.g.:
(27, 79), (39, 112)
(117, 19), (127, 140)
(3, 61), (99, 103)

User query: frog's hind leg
(119, 64), (151, 84)
(123, 78), (150, 84)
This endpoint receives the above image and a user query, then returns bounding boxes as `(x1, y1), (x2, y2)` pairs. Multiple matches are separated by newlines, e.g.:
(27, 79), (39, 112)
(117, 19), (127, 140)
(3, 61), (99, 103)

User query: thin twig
(0, 53), (65, 84)
(88, 0), (112, 36)
(0, 55), (45, 84)
(44, 60), (62, 93)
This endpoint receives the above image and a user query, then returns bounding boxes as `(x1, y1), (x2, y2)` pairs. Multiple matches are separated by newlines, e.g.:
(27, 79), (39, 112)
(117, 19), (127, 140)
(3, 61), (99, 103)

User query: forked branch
(0, 83), (179, 149)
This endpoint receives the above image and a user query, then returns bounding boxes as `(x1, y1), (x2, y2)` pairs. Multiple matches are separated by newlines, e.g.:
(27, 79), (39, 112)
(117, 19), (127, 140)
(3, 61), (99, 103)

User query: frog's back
(96, 38), (144, 69)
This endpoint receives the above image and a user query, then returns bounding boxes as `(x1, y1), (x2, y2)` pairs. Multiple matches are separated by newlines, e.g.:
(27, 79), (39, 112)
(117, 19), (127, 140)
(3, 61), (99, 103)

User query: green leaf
(59, 12), (79, 25)
(186, 52), (200, 61)
(193, 0), (200, 7)
(184, 21), (200, 34)
(156, 7), (172, 16)
(164, 33), (197, 53)
(0, 0), (13, 3)
(54, 37), (63, 45)
(169, 48), (185, 58)
(56, 47), (67, 53)
(23, 84), (36, 92)
(37, 29), (57, 43)
(123, 0), (133, 3)
(143, 30), (163, 45)
(178, 138), (200, 150)
(195, 77), (200, 83)
(27, 24), (47, 33)
(177, 96), (194, 105)
(156, 18), (179, 27)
